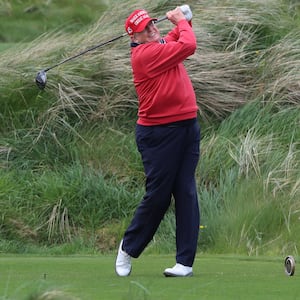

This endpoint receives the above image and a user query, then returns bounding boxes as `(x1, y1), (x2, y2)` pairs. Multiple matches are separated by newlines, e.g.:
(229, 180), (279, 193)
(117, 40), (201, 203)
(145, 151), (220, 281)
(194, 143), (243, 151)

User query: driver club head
(35, 70), (47, 90)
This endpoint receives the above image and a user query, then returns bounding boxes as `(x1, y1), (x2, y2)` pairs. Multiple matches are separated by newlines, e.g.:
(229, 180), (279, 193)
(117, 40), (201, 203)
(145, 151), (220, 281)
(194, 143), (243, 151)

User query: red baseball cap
(125, 9), (156, 35)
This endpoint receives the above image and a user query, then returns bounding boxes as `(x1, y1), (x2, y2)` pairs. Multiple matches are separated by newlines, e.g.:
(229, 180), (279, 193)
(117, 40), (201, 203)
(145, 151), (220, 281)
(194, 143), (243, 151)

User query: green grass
(0, 0), (107, 43)
(0, 255), (299, 300)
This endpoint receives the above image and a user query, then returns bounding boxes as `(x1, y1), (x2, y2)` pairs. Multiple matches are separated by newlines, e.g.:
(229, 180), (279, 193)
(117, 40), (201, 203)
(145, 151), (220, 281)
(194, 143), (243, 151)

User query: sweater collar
(130, 38), (166, 48)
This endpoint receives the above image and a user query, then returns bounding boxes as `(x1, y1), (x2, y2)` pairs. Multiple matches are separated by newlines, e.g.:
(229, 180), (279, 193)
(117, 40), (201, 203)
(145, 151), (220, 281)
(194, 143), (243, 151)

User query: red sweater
(131, 20), (198, 126)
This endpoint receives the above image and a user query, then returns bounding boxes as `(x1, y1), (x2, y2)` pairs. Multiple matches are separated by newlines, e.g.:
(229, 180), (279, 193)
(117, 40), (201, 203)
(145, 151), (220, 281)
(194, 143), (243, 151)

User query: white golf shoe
(163, 263), (193, 277)
(115, 240), (132, 276)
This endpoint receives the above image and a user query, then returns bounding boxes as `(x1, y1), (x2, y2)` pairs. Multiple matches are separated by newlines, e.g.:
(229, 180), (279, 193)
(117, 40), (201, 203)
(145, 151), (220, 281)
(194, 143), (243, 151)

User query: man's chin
(149, 36), (161, 43)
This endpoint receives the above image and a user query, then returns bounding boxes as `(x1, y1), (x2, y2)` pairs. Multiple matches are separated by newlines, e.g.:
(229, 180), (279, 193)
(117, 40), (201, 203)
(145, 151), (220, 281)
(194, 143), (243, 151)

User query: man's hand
(166, 7), (186, 25)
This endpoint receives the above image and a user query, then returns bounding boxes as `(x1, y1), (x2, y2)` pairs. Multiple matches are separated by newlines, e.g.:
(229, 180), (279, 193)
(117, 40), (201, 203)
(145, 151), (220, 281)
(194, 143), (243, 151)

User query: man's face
(133, 21), (161, 43)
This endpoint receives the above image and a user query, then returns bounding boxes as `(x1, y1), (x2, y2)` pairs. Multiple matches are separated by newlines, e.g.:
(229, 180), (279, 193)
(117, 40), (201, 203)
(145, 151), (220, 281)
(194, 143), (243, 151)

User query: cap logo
(130, 10), (149, 25)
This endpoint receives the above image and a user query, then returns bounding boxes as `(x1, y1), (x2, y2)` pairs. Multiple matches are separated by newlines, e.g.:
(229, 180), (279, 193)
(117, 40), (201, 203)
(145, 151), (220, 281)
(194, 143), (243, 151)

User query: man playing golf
(115, 6), (200, 277)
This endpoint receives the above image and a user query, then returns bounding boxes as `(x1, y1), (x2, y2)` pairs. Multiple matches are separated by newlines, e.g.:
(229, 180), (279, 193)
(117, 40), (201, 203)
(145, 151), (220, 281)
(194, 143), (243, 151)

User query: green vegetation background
(0, 0), (299, 257)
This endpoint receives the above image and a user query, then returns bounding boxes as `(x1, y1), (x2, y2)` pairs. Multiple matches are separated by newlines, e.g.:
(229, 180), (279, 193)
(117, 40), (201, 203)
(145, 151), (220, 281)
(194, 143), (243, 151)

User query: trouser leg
(173, 121), (200, 266)
(123, 124), (183, 257)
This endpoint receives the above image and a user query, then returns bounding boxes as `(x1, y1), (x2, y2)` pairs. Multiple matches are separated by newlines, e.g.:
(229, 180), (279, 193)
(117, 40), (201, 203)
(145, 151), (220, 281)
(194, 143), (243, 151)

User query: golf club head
(35, 70), (47, 90)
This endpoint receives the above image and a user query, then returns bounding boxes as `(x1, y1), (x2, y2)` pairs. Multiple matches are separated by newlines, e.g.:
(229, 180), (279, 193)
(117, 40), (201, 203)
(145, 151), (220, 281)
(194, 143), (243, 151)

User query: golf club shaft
(43, 16), (168, 72)
(155, 16), (168, 23)
(44, 32), (127, 72)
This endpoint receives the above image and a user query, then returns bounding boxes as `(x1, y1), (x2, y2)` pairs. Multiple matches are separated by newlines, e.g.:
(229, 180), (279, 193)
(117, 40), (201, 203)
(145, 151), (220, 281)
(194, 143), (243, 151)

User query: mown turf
(0, 255), (298, 300)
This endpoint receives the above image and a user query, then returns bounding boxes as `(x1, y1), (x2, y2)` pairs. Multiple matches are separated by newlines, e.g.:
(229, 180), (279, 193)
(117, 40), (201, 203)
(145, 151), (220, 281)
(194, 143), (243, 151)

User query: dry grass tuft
(257, 31), (300, 106)
(265, 141), (300, 197)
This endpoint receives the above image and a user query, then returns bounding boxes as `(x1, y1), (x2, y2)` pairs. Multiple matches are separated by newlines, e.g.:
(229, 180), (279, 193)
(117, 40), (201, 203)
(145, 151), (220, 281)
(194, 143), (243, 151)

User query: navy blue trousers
(123, 118), (200, 267)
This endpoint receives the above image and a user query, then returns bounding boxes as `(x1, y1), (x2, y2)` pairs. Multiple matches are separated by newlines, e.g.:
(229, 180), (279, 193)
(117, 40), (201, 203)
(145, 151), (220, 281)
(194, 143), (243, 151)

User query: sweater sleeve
(164, 20), (193, 42)
(132, 20), (196, 81)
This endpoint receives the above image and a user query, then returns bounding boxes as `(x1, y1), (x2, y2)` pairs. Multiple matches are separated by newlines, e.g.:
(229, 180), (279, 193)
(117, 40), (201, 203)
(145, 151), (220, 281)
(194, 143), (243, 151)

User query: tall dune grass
(257, 30), (300, 106)
(0, 0), (298, 127)
(1, 0), (298, 127)
(198, 101), (300, 254)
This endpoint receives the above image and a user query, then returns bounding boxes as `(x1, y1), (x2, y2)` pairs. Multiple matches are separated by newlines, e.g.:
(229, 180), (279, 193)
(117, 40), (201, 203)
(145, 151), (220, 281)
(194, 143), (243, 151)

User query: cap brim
(135, 18), (157, 33)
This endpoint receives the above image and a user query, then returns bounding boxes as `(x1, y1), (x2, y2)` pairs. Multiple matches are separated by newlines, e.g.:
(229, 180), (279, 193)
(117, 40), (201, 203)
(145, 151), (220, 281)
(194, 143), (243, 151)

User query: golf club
(35, 4), (192, 90)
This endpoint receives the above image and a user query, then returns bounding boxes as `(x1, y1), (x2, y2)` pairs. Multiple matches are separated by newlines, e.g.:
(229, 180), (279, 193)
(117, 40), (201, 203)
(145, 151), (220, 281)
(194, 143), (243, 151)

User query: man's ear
(131, 34), (137, 43)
